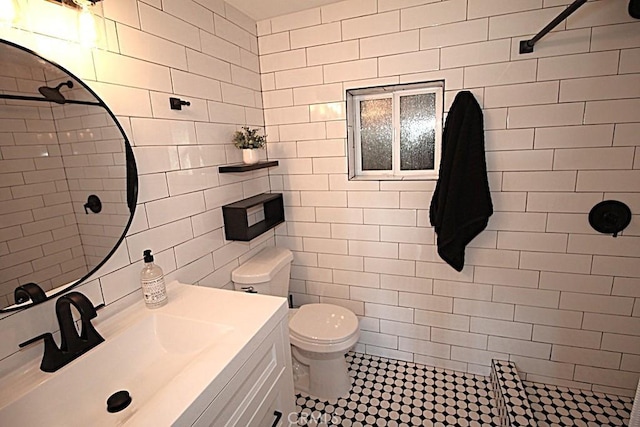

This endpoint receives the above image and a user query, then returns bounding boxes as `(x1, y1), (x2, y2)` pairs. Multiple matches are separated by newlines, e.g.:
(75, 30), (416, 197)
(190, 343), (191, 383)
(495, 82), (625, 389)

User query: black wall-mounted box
(222, 193), (285, 241)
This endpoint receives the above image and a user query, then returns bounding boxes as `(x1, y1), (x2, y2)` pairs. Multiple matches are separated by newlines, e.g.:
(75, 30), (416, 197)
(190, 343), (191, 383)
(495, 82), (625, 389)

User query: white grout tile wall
(0, 0), (272, 370)
(258, 0), (640, 395)
(1, 0), (639, 399)
(0, 77), (98, 302)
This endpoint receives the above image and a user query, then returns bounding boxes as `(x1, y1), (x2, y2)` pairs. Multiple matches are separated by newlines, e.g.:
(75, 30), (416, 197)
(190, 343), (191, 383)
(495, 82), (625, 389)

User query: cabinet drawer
(193, 323), (287, 427)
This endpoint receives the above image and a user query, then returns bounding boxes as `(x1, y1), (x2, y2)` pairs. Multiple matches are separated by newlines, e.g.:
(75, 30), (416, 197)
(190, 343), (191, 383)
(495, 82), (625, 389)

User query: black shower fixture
(521, 0), (640, 54)
(38, 80), (73, 104)
(83, 194), (102, 214)
(520, 0), (587, 54)
(588, 200), (632, 238)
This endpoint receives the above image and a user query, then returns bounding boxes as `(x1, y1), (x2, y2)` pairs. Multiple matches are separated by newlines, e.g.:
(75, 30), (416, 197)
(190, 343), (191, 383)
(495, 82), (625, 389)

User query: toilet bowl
(232, 247), (360, 400)
(289, 303), (360, 399)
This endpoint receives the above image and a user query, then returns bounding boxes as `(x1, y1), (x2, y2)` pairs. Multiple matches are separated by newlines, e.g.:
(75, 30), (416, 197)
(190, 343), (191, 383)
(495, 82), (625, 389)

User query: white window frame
(348, 81), (443, 181)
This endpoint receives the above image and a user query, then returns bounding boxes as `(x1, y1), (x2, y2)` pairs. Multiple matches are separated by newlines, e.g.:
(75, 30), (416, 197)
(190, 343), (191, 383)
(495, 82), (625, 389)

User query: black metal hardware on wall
(169, 97), (191, 110)
(38, 81), (73, 104)
(84, 194), (102, 214)
(589, 200), (632, 238)
(519, 0), (587, 54)
(521, 0), (640, 54)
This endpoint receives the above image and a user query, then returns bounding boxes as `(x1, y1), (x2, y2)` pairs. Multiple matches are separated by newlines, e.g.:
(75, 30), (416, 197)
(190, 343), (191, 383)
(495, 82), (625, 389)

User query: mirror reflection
(0, 39), (137, 312)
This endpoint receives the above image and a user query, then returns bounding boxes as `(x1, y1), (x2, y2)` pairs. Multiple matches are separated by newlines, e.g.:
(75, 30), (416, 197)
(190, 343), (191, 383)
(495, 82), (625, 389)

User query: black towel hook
(170, 97), (191, 110)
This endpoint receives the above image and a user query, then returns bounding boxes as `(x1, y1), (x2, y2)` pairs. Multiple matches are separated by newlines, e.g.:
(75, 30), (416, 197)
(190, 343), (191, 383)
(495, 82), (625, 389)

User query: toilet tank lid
(232, 247), (293, 284)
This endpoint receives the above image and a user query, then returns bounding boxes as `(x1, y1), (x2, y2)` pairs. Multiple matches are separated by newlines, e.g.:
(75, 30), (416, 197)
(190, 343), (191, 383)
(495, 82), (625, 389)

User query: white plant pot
(242, 149), (260, 165)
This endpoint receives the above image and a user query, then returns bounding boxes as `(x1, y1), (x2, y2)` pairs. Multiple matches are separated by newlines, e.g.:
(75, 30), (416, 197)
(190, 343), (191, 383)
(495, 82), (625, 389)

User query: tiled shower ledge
(492, 359), (634, 427)
(293, 352), (633, 427)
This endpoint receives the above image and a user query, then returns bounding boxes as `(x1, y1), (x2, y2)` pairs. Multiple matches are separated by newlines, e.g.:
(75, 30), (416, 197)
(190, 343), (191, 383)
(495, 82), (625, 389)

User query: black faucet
(19, 292), (104, 373)
(14, 282), (47, 305)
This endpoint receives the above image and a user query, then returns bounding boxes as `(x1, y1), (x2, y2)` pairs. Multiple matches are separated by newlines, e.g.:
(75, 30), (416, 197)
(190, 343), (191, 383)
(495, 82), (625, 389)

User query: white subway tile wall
(0, 74), (131, 301)
(1, 0), (639, 396)
(259, 0), (640, 394)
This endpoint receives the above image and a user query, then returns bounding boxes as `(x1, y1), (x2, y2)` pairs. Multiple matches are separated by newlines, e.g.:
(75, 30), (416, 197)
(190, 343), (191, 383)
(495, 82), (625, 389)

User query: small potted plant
(233, 126), (266, 165)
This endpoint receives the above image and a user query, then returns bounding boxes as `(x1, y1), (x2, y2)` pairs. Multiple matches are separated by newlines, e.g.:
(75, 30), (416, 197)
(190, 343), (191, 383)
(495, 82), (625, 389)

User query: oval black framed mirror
(0, 39), (138, 312)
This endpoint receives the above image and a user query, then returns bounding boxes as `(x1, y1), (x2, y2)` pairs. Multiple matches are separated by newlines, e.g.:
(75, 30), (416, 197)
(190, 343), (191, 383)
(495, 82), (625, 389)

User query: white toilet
(232, 246), (360, 400)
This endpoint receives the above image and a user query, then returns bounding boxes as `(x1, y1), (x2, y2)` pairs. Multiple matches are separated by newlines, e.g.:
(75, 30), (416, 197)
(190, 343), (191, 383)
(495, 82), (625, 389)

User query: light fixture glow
(0, 0), (19, 28)
(77, 4), (97, 47)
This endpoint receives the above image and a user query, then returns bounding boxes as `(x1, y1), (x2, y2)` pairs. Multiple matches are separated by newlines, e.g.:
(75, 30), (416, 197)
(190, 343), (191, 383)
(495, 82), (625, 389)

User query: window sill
(349, 175), (438, 181)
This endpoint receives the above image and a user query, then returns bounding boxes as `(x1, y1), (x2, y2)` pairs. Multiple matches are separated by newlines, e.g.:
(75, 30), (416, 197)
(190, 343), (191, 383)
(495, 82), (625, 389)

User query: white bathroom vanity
(0, 282), (295, 426)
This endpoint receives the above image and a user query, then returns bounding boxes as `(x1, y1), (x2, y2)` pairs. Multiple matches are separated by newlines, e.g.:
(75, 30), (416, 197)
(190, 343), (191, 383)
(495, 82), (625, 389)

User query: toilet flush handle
(241, 286), (257, 293)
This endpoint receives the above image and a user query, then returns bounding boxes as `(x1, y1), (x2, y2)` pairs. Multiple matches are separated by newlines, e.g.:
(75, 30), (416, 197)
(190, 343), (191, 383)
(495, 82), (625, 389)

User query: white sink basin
(0, 282), (288, 426)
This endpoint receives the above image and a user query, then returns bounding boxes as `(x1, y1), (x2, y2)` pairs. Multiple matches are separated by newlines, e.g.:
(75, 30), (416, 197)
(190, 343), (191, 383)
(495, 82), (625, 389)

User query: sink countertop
(0, 282), (289, 426)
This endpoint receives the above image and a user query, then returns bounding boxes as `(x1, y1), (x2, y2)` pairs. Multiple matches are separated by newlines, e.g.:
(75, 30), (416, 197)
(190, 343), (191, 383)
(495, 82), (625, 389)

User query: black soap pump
(140, 249), (167, 308)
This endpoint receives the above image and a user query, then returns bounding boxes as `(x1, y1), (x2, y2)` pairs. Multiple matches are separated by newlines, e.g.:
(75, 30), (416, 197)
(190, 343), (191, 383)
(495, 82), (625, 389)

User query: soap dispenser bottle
(141, 249), (167, 308)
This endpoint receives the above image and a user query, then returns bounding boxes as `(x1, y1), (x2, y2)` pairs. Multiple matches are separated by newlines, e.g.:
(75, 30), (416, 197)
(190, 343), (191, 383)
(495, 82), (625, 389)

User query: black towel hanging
(430, 91), (493, 271)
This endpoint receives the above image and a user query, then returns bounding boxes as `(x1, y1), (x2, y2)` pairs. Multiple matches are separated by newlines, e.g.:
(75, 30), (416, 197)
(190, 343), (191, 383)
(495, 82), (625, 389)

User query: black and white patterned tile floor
(292, 352), (635, 427)
(524, 381), (634, 427)
(293, 352), (501, 426)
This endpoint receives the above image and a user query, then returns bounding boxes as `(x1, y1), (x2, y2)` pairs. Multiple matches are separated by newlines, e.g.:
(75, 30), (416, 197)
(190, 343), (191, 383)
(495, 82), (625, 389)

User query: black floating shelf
(222, 193), (284, 241)
(218, 160), (279, 173)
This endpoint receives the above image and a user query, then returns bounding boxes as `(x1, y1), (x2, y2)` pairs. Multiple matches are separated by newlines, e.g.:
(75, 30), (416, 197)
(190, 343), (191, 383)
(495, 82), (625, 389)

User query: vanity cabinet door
(241, 373), (290, 427)
(192, 320), (294, 427)
(252, 385), (288, 427)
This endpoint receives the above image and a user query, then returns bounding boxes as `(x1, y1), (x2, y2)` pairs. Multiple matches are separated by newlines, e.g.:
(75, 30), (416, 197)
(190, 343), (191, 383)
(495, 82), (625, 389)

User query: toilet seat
(289, 304), (359, 353)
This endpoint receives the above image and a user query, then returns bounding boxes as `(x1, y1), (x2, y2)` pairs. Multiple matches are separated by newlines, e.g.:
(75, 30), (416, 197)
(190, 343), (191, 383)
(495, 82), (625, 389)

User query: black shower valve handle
(84, 194), (102, 214)
(589, 200), (632, 238)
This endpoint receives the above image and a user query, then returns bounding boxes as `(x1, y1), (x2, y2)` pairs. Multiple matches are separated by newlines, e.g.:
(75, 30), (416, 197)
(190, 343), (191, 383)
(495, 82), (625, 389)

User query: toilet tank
(232, 247), (293, 297)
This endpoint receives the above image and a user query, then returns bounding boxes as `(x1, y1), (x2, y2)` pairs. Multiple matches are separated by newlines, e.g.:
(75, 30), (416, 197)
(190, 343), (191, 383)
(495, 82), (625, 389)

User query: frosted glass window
(360, 98), (392, 171)
(400, 93), (436, 171)
(348, 81), (443, 180)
